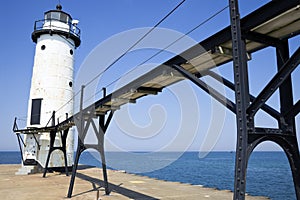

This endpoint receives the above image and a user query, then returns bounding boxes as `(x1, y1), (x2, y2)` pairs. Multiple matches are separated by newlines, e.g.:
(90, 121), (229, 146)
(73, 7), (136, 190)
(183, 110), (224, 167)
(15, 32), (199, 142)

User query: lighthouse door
(30, 98), (42, 125)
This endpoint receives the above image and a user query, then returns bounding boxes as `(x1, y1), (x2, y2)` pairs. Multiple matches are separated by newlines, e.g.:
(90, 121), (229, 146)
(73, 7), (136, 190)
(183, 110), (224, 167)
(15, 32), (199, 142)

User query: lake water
(0, 151), (296, 199)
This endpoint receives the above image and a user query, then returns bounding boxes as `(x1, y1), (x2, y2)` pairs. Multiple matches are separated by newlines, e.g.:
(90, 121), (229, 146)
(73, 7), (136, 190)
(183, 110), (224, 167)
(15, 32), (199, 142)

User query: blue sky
(0, 0), (299, 152)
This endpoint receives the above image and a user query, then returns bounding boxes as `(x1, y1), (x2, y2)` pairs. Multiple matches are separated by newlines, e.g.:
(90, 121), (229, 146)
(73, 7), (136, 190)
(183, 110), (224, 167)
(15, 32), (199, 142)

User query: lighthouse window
(70, 49), (73, 55)
(69, 81), (73, 87)
(60, 13), (68, 23)
(41, 45), (46, 50)
(51, 12), (60, 20)
(30, 99), (42, 125)
(45, 13), (51, 20)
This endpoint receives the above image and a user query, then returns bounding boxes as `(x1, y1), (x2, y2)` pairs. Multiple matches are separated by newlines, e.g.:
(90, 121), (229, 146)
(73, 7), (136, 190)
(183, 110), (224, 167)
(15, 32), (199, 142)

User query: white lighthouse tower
(18, 4), (81, 174)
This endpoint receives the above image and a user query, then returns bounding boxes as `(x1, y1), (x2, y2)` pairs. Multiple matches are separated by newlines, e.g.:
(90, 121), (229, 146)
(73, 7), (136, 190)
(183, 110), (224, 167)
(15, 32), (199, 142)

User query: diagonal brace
(248, 46), (300, 118)
(171, 64), (236, 113)
(104, 111), (114, 132)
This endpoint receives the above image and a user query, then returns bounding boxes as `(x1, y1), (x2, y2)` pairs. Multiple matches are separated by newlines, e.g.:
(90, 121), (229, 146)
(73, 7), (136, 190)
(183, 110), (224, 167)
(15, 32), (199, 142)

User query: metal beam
(104, 111), (114, 132)
(251, 127), (283, 135)
(248, 46), (300, 118)
(229, 0), (251, 199)
(137, 87), (162, 95)
(276, 41), (295, 132)
(244, 31), (283, 47)
(284, 100), (300, 120)
(99, 114), (110, 195)
(171, 64), (236, 113)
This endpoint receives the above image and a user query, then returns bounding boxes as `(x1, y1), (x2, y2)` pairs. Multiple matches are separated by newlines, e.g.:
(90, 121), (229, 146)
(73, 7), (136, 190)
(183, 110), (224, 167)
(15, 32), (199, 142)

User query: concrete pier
(0, 164), (268, 200)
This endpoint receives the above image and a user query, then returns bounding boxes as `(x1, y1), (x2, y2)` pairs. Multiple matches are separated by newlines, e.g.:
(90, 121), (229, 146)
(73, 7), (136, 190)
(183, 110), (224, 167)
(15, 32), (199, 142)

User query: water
(0, 151), (22, 164)
(0, 151), (295, 199)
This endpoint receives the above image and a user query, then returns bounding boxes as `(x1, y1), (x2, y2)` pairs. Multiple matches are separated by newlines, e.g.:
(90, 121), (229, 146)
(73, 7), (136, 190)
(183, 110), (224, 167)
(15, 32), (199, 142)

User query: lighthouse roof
(44, 4), (73, 23)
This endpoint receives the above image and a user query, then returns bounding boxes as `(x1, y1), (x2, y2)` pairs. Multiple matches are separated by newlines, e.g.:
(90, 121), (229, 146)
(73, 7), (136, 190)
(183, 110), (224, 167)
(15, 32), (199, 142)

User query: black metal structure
(13, 0), (300, 199)
(229, 0), (252, 198)
(42, 112), (69, 178)
(228, 1), (300, 199)
(67, 86), (114, 197)
(42, 128), (69, 177)
(13, 112), (70, 177)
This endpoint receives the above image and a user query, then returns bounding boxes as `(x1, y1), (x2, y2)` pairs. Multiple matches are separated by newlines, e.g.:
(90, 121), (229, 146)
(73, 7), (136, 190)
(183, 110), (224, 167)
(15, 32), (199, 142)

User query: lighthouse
(18, 4), (81, 174)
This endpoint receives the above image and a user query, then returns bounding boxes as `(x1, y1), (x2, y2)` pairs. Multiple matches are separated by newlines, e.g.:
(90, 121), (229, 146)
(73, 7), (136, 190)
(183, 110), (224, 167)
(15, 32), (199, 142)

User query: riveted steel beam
(172, 64), (236, 113)
(229, 0), (251, 199)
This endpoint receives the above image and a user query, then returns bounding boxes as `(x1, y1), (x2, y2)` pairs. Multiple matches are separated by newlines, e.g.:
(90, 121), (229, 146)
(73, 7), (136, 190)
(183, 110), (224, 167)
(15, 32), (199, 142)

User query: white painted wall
(24, 32), (76, 168)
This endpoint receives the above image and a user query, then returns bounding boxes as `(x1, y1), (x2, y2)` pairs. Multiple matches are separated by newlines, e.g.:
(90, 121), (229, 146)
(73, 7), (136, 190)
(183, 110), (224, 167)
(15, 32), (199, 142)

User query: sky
(0, 0), (299, 152)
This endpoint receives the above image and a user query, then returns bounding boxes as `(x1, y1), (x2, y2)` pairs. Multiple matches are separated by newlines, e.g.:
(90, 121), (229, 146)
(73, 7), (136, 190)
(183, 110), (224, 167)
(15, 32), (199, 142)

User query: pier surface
(0, 164), (267, 200)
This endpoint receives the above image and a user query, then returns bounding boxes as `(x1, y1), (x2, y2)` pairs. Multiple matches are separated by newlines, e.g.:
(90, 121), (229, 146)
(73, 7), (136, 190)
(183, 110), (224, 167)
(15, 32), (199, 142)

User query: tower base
(15, 165), (42, 175)
(15, 163), (72, 175)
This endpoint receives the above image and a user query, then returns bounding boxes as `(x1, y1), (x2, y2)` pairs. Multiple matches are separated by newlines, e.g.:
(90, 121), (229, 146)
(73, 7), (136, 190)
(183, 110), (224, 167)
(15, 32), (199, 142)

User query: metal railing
(34, 18), (81, 38)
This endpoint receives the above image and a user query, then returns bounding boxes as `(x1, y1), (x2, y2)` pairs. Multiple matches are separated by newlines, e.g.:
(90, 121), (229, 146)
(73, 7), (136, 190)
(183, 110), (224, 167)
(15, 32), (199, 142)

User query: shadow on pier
(73, 165), (158, 200)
